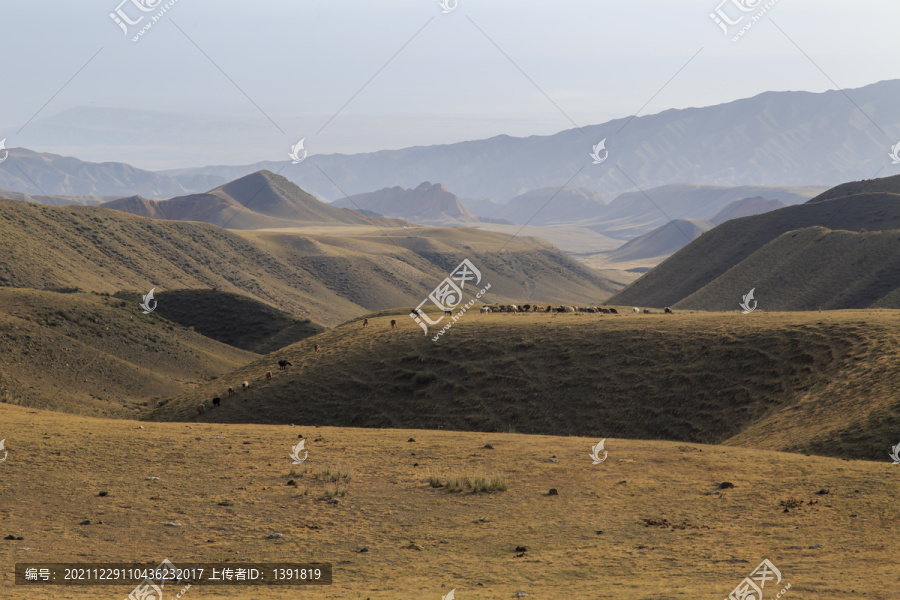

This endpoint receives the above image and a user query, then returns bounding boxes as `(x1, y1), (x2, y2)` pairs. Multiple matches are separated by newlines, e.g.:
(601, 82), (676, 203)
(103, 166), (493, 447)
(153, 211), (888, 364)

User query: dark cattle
(523, 304), (531, 312)
(363, 318), (368, 328)
(265, 371), (272, 380)
(665, 307), (673, 314)
(444, 309), (452, 316)
(600, 308), (610, 314)
(278, 360), (292, 370)
(212, 397), (221, 407)
(314, 344), (320, 353)
(643, 309), (651, 314)
(391, 319), (397, 329)
(227, 386), (234, 395)
(546, 305), (553, 312)
(609, 308), (618, 314)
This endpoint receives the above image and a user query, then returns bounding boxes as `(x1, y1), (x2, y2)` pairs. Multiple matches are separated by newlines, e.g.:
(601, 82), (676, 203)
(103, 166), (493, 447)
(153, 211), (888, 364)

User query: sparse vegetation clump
(428, 470), (508, 494)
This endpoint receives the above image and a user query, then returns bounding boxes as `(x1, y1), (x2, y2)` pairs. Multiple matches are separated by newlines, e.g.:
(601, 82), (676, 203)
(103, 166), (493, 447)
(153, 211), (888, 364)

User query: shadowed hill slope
(148, 311), (900, 461)
(710, 196), (787, 225)
(609, 185), (900, 309)
(604, 218), (711, 263)
(0, 288), (257, 417)
(113, 289), (326, 354)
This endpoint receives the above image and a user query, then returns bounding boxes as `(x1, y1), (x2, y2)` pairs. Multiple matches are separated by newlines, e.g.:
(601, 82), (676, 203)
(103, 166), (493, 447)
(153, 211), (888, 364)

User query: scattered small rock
(596, 530), (603, 535)
(286, 480), (297, 487)
(548, 488), (558, 496)
(326, 498), (339, 505)
(849, 514), (857, 518)
(515, 545), (527, 552)
(137, 426), (144, 429)
(788, 545), (801, 549)
(635, 545), (648, 549)
(617, 480), (627, 485)
(242, 441), (251, 445)
(79, 520), (91, 525)
(484, 444), (494, 449)
(440, 540), (449, 544)
(546, 458), (559, 463)
(718, 482), (735, 489)
(165, 522), (181, 527)
(815, 488), (830, 495)
(250, 466), (259, 470)
(195, 437), (202, 441)
(408, 438), (416, 442)
(266, 533), (284, 539)
(515, 593), (528, 598)
(98, 491), (108, 497)
(298, 434), (304, 439)
(809, 544), (823, 549)
(145, 477), (159, 481)
(404, 542), (424, 551)
(413, 463), (419, 467)
(357, 546), (368, 553)
(213, 436), (225, 439)
(4, 535), (21, 540)
(217, 501), (233, 507)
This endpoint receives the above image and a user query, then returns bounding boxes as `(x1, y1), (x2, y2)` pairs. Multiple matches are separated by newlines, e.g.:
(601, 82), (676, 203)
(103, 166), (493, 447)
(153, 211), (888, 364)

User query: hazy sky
(1, 0), (898, 169)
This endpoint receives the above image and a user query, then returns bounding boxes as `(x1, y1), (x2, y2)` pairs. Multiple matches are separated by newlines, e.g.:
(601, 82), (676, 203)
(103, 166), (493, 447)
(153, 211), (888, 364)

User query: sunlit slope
(149, 311), (900, 461)
(0, 288), (256, 417)
(0, 200), (620, 326)
(1, 403), (898, 599)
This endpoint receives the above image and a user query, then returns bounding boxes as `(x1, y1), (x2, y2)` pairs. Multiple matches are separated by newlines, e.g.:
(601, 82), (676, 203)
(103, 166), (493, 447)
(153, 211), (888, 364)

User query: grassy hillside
(0, 288), (256, 417)
(113, 289), (326, 354)
(675, 227), (900, 311)
(1, 402), (897, 599)
(0, 199), (619, 326)
(149, 310), (900, 462)
(609, 188), (900, 309)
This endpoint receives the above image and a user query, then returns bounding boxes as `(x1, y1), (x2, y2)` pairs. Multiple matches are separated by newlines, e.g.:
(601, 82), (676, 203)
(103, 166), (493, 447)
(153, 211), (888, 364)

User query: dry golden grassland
(1, 402), (897, 599)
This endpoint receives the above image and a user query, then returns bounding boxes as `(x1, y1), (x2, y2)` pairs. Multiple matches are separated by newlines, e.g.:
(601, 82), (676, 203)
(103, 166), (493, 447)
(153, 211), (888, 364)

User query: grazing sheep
(565, 306), (576, 313)
(480, 306), (491, 314)
(212, 397), (221, 407)
(523, 304), (531, 312)
(278, 360), (292, 370)
(265, 371), (272, 380)
(227, 387), (234, 396)
(197, 403), (206, 415)
(633, 307), (640, 313)
(363, 318), (368, 328)
(600, 308), (610, 314)
(665, 307), (673, 314)
(242, 381), (249, 390)
(390, 319), (396, 329)
(546, 305), (553, 312)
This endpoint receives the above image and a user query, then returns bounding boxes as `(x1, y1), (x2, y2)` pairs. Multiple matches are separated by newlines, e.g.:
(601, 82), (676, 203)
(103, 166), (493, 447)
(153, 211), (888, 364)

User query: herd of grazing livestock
(478, 304), (673, 315)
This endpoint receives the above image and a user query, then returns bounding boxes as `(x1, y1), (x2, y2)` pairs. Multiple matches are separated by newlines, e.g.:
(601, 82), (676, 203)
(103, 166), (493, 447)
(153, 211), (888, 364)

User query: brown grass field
(1, 402), (899, 599)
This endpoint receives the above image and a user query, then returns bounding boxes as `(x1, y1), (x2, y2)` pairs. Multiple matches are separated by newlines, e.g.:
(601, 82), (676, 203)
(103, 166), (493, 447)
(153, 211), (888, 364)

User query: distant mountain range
(333, 182), (509, 226)
(610, 174), (900, 311)
(158, 80), (900, 201)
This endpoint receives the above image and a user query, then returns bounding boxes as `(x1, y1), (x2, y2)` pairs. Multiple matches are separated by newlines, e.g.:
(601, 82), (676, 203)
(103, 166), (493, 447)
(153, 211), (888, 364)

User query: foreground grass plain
(1, 403), (897, 599)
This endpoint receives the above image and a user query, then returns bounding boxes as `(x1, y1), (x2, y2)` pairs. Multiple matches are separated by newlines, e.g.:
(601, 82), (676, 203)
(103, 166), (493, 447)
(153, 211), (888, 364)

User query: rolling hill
(0, 198), (621, 327)
(465, 186), (608, 226)
(601, 218), (712, 264)
(0, 288), (257, 417)
(609, 174), (900, 310)
(103, 170), (396, 229)
(0, 187), (115, 207)
(148, 310), (900, 462)
(710, 196), (787, 225)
